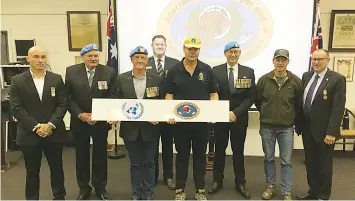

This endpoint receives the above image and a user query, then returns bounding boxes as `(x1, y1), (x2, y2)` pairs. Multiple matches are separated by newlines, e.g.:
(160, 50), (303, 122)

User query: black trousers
(175, 123), (209, 190)
(213, 122), (247, 185)
(74, 127), (108, 194)
(155, 124), (174, 181)
(302, 126), (335, 200)
(21, 140), (65, 200)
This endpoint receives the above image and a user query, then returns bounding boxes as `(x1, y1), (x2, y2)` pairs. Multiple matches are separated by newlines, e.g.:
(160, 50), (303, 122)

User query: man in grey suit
(10, 46), (67, 200)
(147, 35), (179, 189)
(65, 44), (117, 200)
(208, 42), (255, 199)
(115, 46), (161, 200)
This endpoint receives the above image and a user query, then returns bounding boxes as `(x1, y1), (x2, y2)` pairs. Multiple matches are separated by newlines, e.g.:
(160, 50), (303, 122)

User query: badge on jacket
(146, 66), (152, 70)
(198, 72), (204, 81)
(146, 87), (159, 97)
(323, 89), (327, 100)
(98, 81), (108, 90)
(235, 78), (251, 88)
(51, 87), (55, 97)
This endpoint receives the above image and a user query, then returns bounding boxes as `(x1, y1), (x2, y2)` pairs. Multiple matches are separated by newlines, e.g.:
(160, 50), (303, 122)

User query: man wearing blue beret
(65, 43), (117, 200)
(208, 42), (255, 199)
(115, 46), (161, 200)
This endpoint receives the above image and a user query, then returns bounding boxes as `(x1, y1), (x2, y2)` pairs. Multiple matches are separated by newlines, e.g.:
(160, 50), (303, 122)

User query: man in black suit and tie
(114, 46), (161, 200)
(10, 46), (67, 200)
(297, 49), (346, 200)
(208, 42), (255, 199)
(65, 44), (117, 200)
(147, 35), (179, 189)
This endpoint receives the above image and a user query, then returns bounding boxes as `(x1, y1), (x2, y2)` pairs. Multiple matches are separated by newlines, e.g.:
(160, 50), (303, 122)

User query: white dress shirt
(30, 70), (46, 101)
(303, 68), (328, 105)
(227, 63), (239, 87)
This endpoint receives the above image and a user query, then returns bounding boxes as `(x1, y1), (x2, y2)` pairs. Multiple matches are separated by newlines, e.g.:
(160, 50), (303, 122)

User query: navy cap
(224, 41), (240, 52)
(129, 46), (148, 57)
(80, 43), (100, 56)
(273, 49), (289, 59)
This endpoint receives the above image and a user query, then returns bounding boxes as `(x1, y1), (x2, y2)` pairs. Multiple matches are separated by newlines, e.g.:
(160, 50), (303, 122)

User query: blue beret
(80, 44), (99, 56)
(129, 46), (148, 57)
(224, 42), (240, 52)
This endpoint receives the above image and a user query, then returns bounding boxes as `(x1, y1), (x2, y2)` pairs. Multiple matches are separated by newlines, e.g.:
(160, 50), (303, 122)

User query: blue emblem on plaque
(122, 102), (144, 120)
(175, 102), (200, 119)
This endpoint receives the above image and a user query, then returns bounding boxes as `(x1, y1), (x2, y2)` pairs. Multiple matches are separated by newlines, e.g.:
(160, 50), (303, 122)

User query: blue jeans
(125, 136), (157, 200)
(260, 127), (294, 195)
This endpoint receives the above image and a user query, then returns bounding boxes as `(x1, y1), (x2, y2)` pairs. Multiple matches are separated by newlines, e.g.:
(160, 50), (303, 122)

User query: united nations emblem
(122, 102), (144, 120)
(157, 0), (273, 65)
(174, 102), (200, 119)
(139, 47), (145, 52)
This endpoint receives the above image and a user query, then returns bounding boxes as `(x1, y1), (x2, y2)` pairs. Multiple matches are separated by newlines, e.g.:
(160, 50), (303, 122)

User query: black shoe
(208, 182), (223, 195)
(76, 193), (90, 200)
(53, 197), (65, 200)
(96, 191), (109, 200)
(296, 192), (317, 200)
(235, 184), (251, 199)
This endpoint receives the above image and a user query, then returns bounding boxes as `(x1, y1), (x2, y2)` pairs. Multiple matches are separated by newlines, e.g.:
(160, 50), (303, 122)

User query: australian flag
(309, 1), (323, 71)
(106, 0), (119, 73)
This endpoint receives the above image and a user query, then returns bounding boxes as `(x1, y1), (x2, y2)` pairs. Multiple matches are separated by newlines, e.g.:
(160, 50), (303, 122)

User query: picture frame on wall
(67, 11), (102, 51)
(328, 10), (355, 52)
(333, 56), (354, 82)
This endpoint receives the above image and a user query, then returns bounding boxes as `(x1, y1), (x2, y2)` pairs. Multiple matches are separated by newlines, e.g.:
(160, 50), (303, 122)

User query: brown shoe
(164, 178), (176, 190)
(208, 182), (223, 195)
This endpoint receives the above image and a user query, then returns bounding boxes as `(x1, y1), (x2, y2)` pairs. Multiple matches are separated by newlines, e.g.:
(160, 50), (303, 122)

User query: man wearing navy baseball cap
(115, 45), (161, 200)
(255, 49), (302, 200)
(208, 41), (255, 199)
(65, 43), (117, 200)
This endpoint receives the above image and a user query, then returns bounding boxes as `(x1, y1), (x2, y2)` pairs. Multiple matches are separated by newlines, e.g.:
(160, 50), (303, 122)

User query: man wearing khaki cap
(164, 37), (219, 200)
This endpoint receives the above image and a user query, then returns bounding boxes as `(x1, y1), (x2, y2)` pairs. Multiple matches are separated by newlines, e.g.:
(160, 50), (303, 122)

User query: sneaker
(261, 185), (276, 200)
(175, 189), (186, 201)
(283, 192), (292, 200)
(195, 189), (207, 200)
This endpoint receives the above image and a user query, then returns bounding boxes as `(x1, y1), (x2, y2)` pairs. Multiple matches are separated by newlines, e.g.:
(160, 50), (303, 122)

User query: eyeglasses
(311, 58), (328, 62)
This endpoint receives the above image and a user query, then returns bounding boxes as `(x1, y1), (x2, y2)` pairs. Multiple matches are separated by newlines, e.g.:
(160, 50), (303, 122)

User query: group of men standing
(9, 34), (346, 201)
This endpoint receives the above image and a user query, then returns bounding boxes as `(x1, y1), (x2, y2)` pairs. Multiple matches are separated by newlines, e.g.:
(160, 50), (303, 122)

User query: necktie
(304, 74), (320, 115)
(88, 70), (94, 88)
(157, 59), (163, 76)
(228, 67), (234, 93)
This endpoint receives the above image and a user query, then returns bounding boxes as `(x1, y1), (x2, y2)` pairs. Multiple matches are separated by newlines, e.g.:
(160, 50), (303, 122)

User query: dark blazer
(9, 70), (67, 146)
(65, 64), (117, 132)
(300, 69), (346, 142)
(147, 56), (179, 98)
(213, 63), (256, 126)
(117, 71), (162, 142)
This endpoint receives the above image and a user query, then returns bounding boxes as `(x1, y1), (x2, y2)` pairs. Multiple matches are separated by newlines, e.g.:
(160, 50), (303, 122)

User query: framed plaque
(328, 10), (355, 52)
(67, 11), (102, 51)
(333, 56), (354, 82)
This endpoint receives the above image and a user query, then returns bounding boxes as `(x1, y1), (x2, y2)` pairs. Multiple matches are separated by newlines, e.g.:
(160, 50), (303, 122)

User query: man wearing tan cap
(164, 37), (219, 200)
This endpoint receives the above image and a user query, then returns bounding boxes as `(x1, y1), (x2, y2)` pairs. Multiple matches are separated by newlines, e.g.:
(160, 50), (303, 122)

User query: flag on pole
(309, 2), (323, 71)
(106, 0), (119, 73)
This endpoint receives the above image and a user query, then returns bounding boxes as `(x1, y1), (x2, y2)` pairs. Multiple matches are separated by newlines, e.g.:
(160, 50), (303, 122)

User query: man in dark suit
(297, 49), (346, 200)
(114, 46), (161, 200)
(65, 44), (117, 200)
(10, 46), (67, 200)
(147, 35), (179, 189)
(208, 42), (255, 199)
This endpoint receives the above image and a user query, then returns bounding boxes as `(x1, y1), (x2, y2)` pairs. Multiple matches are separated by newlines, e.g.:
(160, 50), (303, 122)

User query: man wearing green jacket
(255, 49), (302, 200)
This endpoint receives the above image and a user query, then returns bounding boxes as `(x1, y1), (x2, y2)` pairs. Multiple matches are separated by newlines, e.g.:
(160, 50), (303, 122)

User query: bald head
(26, 46), (47, 71)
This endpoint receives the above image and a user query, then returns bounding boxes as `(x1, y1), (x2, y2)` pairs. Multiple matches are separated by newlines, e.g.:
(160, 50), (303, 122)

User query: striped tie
(157, 59), (163, 76)
(88, 70), (94, 88)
